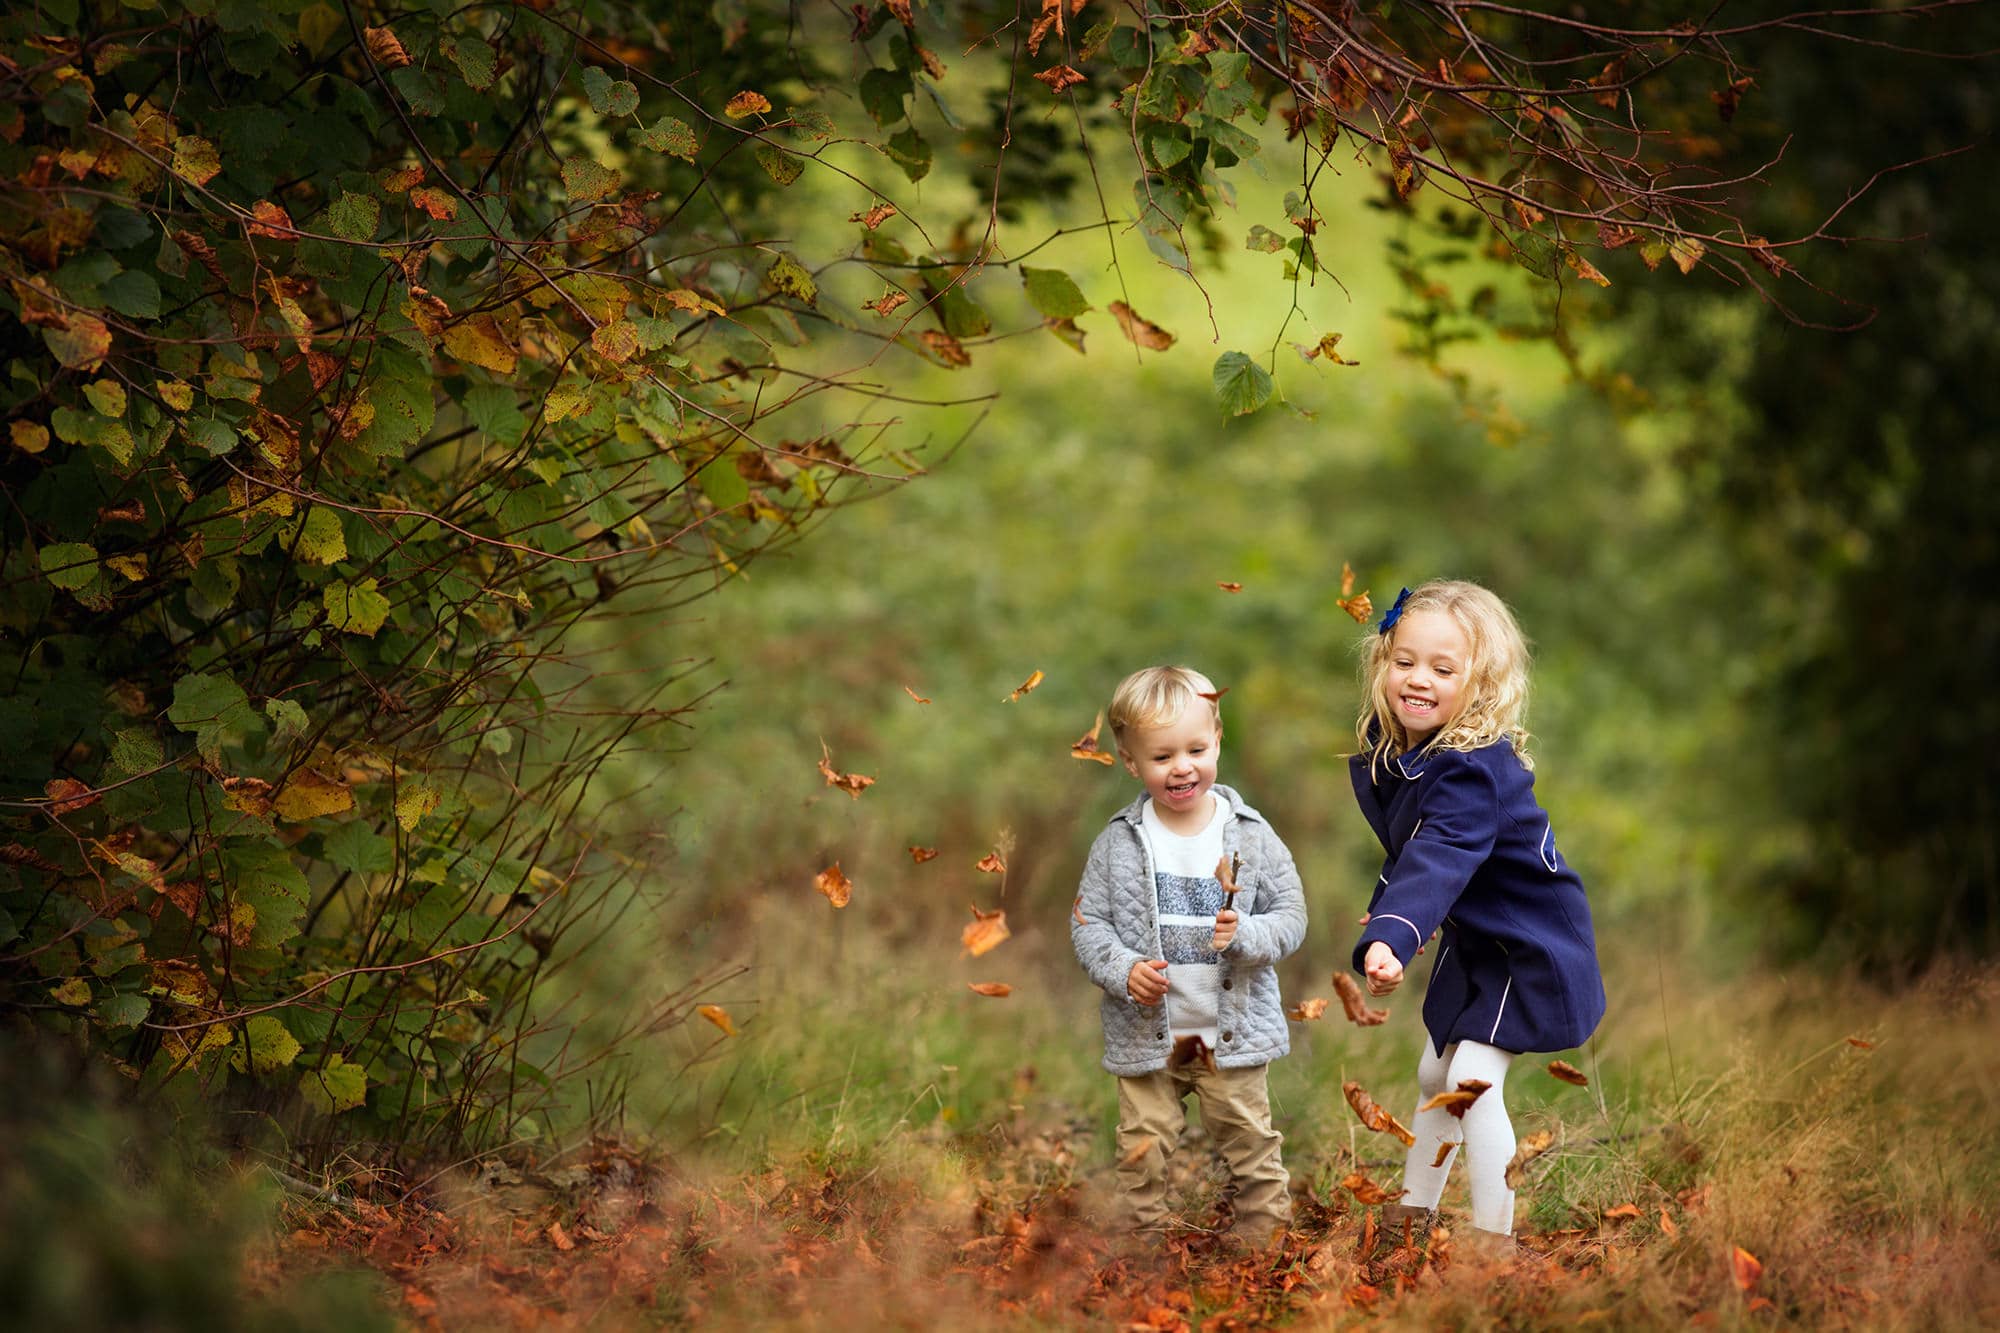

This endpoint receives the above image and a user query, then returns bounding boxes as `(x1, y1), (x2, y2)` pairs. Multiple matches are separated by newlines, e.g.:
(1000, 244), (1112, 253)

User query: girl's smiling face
(1383, 609), (1471, 744)
(1119, 699), (1221, 824)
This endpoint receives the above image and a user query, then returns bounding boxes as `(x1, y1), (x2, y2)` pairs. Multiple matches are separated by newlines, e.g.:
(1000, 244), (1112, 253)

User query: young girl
(1348, 580), (1605, 1247)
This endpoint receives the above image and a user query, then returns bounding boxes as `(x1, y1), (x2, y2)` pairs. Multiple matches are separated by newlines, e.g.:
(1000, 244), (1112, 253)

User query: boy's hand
(1127, 958), (1169, 1006)
(1211, 909), (1238, 952)
(1363, 941), (1404, 996)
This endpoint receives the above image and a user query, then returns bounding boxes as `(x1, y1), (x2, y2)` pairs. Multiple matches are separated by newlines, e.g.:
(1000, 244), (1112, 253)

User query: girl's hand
(1363, 941), (1404, 996)
(1127, 958), (1169, 1006)
(1211, 908), (1238, 952)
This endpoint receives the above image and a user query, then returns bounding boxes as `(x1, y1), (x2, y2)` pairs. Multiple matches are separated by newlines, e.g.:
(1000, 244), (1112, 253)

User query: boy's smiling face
(1120, 698), (1221, 825)
(1383, 608), (1471, 743)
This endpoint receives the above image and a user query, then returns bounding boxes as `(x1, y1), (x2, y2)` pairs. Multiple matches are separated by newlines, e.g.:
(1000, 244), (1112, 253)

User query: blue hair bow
(1377, 587), (1413, 636)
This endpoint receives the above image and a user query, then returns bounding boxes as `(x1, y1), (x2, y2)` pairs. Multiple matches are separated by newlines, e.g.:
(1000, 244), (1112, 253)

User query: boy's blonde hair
(1356, 580), (1534, 771)
(1108, 666), (1223, 747)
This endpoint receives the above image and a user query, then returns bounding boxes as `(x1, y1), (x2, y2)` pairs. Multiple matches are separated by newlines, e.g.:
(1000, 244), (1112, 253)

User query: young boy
(1071, 666), (1308, 1246)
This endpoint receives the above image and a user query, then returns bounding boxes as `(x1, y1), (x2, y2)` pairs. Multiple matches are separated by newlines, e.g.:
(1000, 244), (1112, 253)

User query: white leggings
(1399, 1038), (1517, 1235)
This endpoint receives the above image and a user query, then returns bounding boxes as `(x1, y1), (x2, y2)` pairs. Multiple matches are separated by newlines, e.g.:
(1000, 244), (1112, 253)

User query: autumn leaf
(1071, 711), (1116, 765)
(10, 421), (50, 455)
(815, 862), (852, 908)
(1197, 688), (1229, 702)
(817, 741), (876, 798)
(697, 1003), (737, 1036)
(908, 846), (939, 864)
(1660, 1207), (1680, 1238)
(409, 186), (458, 221)
(1119, 1136), (1155, 1168)
(1431, 1141), (1455, 1168)
(1072, 895), (1086, 926)
(1417, 1079), (1492, 1118)
(865, 290), (910, 317)
(547, 1221), (576, 1252)
(1566, 250), (1612, 288)
(961, 905), (1010, 956)
(45, 778), (99, 816)
(1002, 669), (1044, 702)
(1340, 1171), (1408, 1206)
(975, 851), (1006, 874)
(272, 767), (354, 822)
(1217, 581), (1243, 593)
(920, 329), (971, 367)
(1335, 561), (1374, 623)
(852, 202), (898, 229)
(1027, 0), (1064, 56)
(1343, 1080), (1416, 1146)
(1732, 1245), (1764, 1292)
(363, 25), (411, 69)
(1332, 971), (1390, 1026)
(247, 200), (294, 237)
(1503, 1129), (1555, 1188)
(1670, 235), (1707, 275)
(1288, 998), (1329, 1021)
(1602, 1203), (1643, 1222)
(1547, 1058), (1589, 1086)
(903, 684), (931, 704)
(1033, 64), (1087, 94)
(1108, 300), (1174, 351)
(967, 982), (1012, 997)
(725, 90), (772, 119)
(1845, 1035), (1874, 1049)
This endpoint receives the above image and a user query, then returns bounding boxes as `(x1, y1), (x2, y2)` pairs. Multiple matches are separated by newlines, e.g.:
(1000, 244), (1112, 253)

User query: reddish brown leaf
(1844, 1035), (1874, 1049)
(247, 200), (294, 238)
(864, 289), (910, 317)
(817, 742), (876, 799)
(1217, 581), (1243, 593)
(851, 202), (898, 230)
(915, 45), (946, 80)
(1119, 1136), (1155, 1168)
(903, 684), (931, 704)
(408, 186), (459, 221)
(363, 25), (411, 69)
(908, 845), (939, 864)
(1660, 1207), (1679, 1238)
(886, 0), (914, 25)
(1602, 1203), (1642, 1222)
(1343, 1080), (1416, 1146)
(1503, 1129), (1555, 1188)
(1417, 1079), (1492, 1118)
(975, 851), (1006, 874)
(1332, 971), (1390, 1026)
(1071, 711), (1116, 765)
(1288, 998), (1329, 1021)
(815, 862), (852, 908)
(961, 905), (1010, 957)
(920, 329), (971, 366)
(546, 1221), (575, 1252)
(1431, 1140), (1455, 1168)
(1072, 895), (1087, 926)
(1732, 1245), (1764, 1291)
(1196, 688), (1229, 702)
(967, 982), (1012, 997)
(1026, 0), (1063, 56)
(1032, 64), (1086, 94)
(1108, 300), (1174, 351)
(1336, 590), (1374, 623)
(45, 778), (99, 816)
(1340, 1171), (1408, 1206)
(697, 1003), (736, 1035)
(1547, 1059), (1589, 1086)
(1002, 669), (1044, 703)
(1169, 1034), (1216, 1072)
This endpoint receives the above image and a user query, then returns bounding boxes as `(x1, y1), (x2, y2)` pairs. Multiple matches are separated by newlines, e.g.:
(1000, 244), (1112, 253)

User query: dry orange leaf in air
(815, 862), (852, 908)
(903, 684), (931, 704)
(1731, 1245), (1764, 1292)
(967, 982), (1012, 998)
(975, 851), (1007, 874)
(1288, 998), (1329, 1021)
(909, 845), (939, 864)
(1659, 1207), (1679, 1238)
(1431, 1140), (1455, 1168)
(1071, 711), (1116, 765)
(1417, 1078), (1492, 1118)
(1072, 895), (1087, 926)
(1033, 64), (1087, 94)
(1547, 1059), (1589, 1086)
(1335, 562), (1373, 624)
(1119, 1136), (1155, 1169)
(1340, 1171), (1408, 1206)
(1343, 1080), (1416, 1146)
(1845, 1036), (1874, 1049)
(818, 741), (876, 799)
(1003, 669), (1045, 702)
(864, 290), (909, 317)
(1502, 1129), (1554, 1188)
(962, 905), (1010, 956)
(1218, 581), (1243, 593)
(724, 90), (772, 119)
(1332, 971), (1390, 1026)
(697, 1004), (737, 1036)
(852, 202), (898, 229)
(1108, 300), (1174, 351)
(1197, 687), (1230, 702)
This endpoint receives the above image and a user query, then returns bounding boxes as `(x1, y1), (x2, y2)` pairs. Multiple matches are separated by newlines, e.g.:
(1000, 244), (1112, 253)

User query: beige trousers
(1114, 1062), (1291, 1240)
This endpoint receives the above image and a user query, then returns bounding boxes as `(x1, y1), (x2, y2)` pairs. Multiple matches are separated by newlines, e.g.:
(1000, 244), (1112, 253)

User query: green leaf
(635, 116), (698, 160)
(94, 992), (151, 1029)
(1145, 129), (1193, 170)
(755, 144), (803, 186)
(1021, 267), (1089, 319)
(111, 727), (164, 774)
(1212, 351), (1274, 417)
(225, 840), (309, 948)
(860, 67), (912, 126)
(698, 454), (750, 512)
(298, 3), (342, 56)
(582, 66), (639, 117)
(443, 36), (497, 91)
(325, 191), (380, 241)
(187, 417), (236, 456)
(321, 820), (393, 875)
(885, 127), (931, 182)
(324, 578), (391, 636)
(230, 1014), (302, 1074)
(265, 698), (309, 741)
(766, 254), (818, 306)
(786, 106), (835, 141)
(291, 506), (347, 564)
(40, 542), (99, 591)
(560, 156), (620, 202)
(101, 270), (161, 319)
(300, 1053), (368, 1114)
(465, 385), (526, 442)
(169, 671), (262, 764)
(84, 379), (127, 416)
(1245, 225), (1286, 253)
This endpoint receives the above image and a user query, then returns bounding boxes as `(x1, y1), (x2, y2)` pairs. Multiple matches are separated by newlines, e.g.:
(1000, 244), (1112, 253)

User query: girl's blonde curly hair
(1356, 579), (1534, 773)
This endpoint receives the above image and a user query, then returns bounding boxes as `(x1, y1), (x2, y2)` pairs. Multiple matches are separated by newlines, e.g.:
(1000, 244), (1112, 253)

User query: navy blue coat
(1350, 739), (1605, 1057)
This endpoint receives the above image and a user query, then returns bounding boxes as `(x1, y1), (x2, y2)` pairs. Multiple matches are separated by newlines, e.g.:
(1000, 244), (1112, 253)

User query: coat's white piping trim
(1375, 913), (1425, 951)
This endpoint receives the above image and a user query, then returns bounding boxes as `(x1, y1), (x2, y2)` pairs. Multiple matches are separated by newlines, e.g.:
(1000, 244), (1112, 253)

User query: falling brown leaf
(852, 202), (898, 229)
(1002, 669), (1044, 703)
(1417, 1079), (1492, 1118)
(724, 90), (772, 119)
(1340, 1171), (1408, 1206)
(363, 25), (411, 69)
(547, 1221), (575, 1251)
(1026, 0), (1064, 55)
(1072, 895), (1087, 926)
(1217, 581), (1243, 593)
(1602, 1203), (1643, 1223)
(975, 851), (1007, 875)
(1032, 64), (1086, 94)
(920, 329), (971, 367)
(903, 684), (931, 704)
(1288, 998), (1329, 1021)
(967, 982), (1012, 998)
(1332, 971), (1390, 1026)
(1502, 1129), (1555, 1188)
(817, 741), (876, 799)
(1119, 1136), (1155, 1168)
(1844, 1036), (1874, 1049)
(1547, 1059), (1589, 1086)
(864, 289), (910, 317)
(697, 1004), (737, 1036)
(909, 845), (939, 864)
(886, 0), (914, 25)
(1196, 687), (1230, 702)
(815, 862), (852, 908)
(1334, 561), (1375, 623)
(1431, 1140), (1455, 1168)
(1731, 1245), (1764, 1292)
(1108, 300), (1174, 351)
(962, 905), (1010, 957)
(1169, 1034), (1216, 1072)
(915, 45), (946, 80)
(1660, 1207), (1679, 1238)
(45, 778), (99, 817)
(1343, 1081), (1416, 1146)
(1071, 711), (1116, 765)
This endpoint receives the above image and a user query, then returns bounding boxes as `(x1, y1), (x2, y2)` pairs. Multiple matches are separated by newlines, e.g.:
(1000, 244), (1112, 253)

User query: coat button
(1221, 978), (1233, 990)
(1155, 1030), (1165, 1040)
(1221, 1030), (1234, 1042)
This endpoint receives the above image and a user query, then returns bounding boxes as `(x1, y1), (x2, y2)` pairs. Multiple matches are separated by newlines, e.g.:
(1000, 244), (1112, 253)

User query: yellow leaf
(49, 977), (93, 1007)
(273, 768), (355, 822)
(10, 421), (51, 454)
(697, 1003), (737, 1036)
(442, 315), (519, 374)
(724, 90), (772, 119)
(157, 379), (195, 412)
(105, 553), (148, 582)
(395, 782), (441, 831)
(961, 906), (1010, 957)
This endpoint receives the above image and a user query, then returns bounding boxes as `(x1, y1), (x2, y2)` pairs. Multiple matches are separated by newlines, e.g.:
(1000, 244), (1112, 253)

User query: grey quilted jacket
(1071, 785), (1308, 1075)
